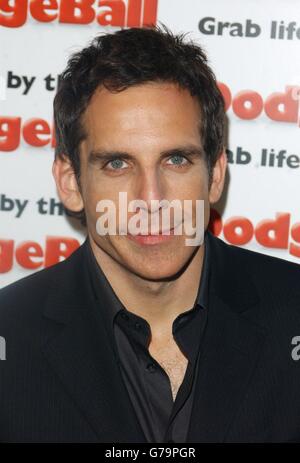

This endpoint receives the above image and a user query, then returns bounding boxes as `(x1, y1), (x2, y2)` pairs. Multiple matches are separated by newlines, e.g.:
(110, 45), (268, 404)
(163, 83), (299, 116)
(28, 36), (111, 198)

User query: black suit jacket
(1, 230), (300, 443)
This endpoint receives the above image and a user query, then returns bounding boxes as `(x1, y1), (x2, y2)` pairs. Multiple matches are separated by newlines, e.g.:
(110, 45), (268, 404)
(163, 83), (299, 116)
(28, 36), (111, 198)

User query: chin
(95, 235), (198, 280)
(127, 263), (186, 282)
(120, 247), (195, 281)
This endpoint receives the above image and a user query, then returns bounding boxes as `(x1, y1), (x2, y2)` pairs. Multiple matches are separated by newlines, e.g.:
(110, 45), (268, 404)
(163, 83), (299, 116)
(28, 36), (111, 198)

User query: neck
(89, 235), (205, 340)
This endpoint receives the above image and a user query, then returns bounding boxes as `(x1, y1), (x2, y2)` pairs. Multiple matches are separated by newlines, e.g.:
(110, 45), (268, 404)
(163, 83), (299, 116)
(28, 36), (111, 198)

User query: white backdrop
(0, 0), (299, 287)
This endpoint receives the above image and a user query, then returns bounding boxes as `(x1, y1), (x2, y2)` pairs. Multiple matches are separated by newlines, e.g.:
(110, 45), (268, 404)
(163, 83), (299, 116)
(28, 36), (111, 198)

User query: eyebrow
(88, 144), (204, 165)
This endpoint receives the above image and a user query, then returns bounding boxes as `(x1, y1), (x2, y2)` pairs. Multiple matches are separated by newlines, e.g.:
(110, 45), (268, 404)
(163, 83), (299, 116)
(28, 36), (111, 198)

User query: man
(1, 25), (300, 444)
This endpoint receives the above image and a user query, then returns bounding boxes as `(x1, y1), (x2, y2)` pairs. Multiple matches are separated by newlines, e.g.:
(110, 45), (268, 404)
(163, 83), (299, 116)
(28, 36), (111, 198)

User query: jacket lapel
(41, 231), (267, 443)
(186, 232), (266, 442)
(42, 242), (147, 443)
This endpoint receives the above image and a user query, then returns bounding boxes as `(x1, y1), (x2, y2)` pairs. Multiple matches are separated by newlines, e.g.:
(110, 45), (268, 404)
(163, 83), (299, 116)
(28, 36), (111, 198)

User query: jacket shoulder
(213, 234), (300, 300)
(0, 242), (86, 324)
(229, 239), (300, 276)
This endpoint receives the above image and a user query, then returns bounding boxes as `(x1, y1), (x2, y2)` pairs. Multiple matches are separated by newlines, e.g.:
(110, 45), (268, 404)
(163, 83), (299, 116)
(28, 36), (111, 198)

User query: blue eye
(106, 159), (128, 170)
(167, 155), (188, 167)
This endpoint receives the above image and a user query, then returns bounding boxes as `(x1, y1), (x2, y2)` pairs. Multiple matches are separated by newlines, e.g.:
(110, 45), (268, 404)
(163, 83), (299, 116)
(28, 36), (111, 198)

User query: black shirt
(85, 230), (211, 443)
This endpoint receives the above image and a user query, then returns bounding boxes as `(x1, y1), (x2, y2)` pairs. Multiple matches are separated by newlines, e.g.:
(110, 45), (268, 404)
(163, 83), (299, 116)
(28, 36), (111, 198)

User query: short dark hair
(53, 24), (225, 226)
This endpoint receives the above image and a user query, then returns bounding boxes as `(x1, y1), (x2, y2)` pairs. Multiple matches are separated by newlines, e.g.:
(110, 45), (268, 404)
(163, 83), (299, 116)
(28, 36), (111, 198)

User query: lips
(128, 222), (183, 236)
(129, 227), (176, 237)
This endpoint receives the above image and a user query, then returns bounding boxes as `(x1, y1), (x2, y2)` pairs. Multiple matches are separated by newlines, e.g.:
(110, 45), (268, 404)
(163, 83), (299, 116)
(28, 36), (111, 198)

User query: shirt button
(146, 363), (156, 373)
(134, 322), (142, 331)
(121, 311), (129, 321)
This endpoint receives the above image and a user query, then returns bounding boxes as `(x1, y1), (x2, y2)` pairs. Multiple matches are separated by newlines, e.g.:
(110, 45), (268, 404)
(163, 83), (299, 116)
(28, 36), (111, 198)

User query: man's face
(77, 82), (218, 280)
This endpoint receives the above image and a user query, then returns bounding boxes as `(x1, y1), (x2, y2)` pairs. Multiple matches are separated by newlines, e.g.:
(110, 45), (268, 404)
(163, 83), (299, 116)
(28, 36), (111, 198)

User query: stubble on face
(78, 81), (210, 282)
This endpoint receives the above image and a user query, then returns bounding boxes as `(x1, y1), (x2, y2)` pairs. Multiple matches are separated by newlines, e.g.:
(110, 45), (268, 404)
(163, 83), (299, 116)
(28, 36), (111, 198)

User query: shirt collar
(85, 229), (211, 327)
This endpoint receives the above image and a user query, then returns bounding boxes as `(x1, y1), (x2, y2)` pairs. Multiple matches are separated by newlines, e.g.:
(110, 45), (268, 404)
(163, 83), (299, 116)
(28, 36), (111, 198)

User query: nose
(133, 168), (167, 214)
(127, 168), (182, 235)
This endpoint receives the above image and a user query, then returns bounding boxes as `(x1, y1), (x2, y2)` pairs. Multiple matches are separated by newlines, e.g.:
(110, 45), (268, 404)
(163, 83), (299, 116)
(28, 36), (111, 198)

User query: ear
(208, 149), (227, 204)
(52, 156), (84, 212)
